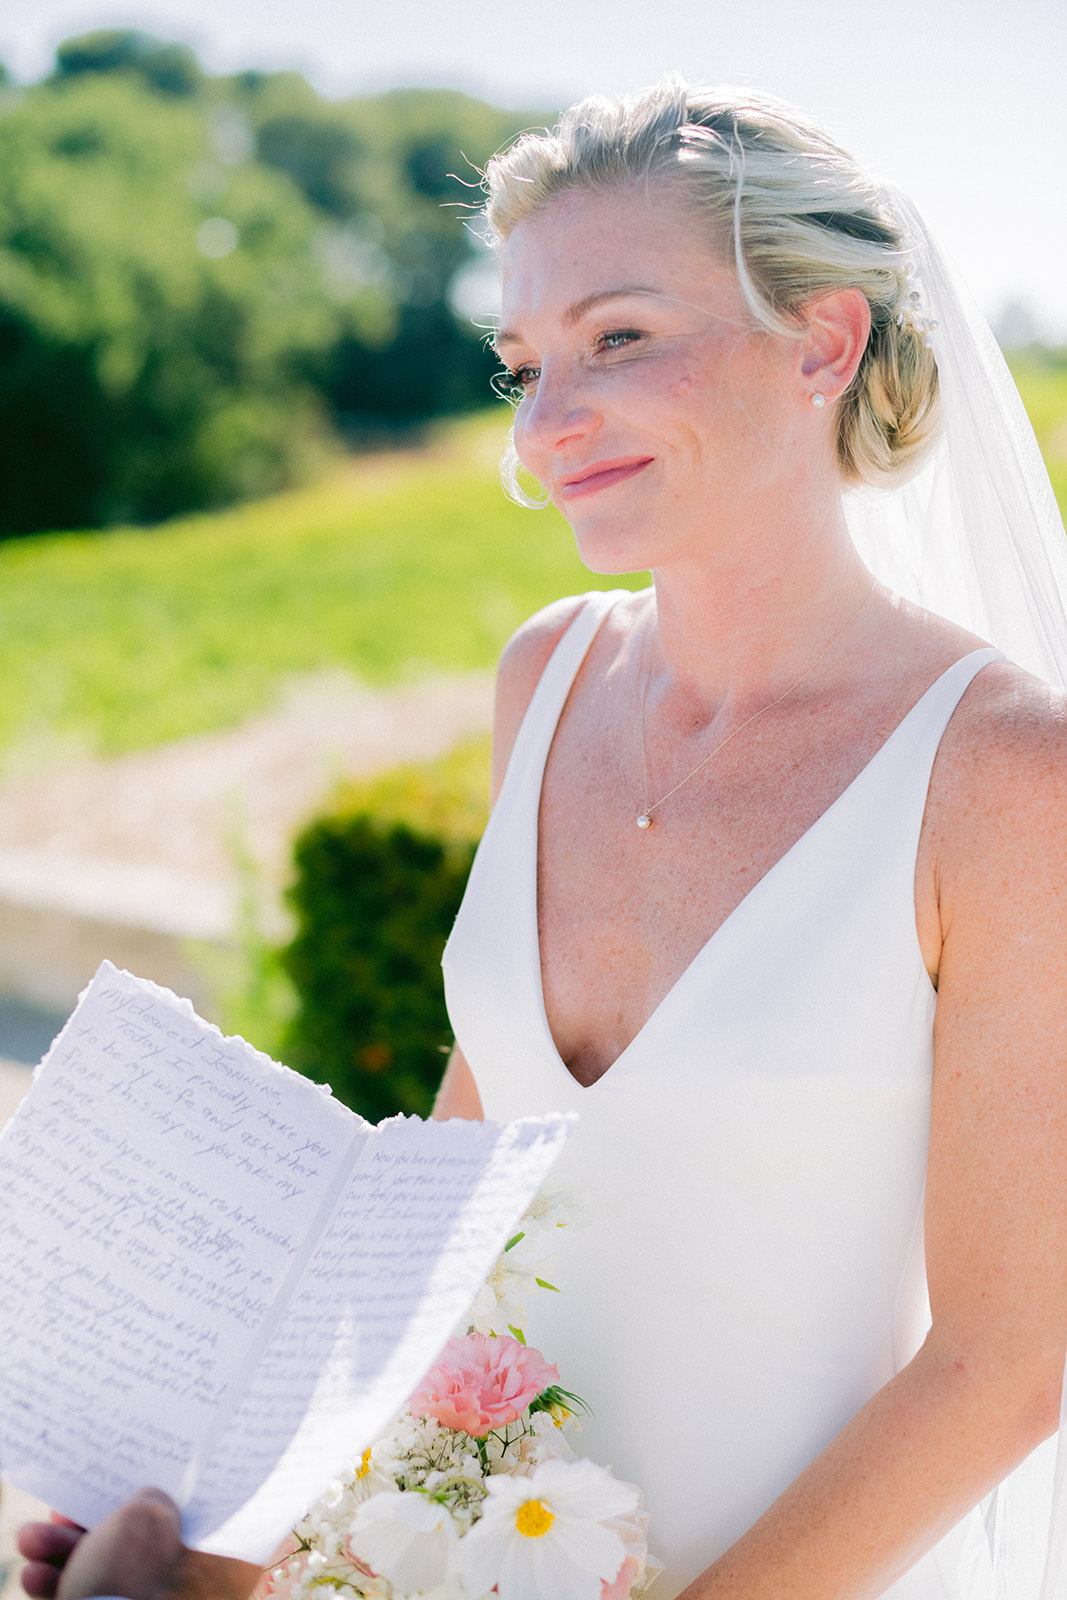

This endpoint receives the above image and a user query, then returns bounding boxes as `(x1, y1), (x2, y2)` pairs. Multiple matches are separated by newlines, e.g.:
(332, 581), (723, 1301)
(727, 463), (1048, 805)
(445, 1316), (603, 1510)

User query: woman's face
(497, 183), (806, 575)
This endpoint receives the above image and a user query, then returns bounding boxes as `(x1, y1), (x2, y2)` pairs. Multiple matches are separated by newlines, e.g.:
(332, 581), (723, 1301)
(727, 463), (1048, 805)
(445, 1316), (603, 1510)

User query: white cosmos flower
(349, 1490), (458, 1593)
(464, 1186), (578, 1338)
(456, 1458), (638, 1600)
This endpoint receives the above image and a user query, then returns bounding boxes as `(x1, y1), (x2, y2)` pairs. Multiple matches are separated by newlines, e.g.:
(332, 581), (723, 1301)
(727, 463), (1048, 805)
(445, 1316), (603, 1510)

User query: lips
(559, 457), (653, 500)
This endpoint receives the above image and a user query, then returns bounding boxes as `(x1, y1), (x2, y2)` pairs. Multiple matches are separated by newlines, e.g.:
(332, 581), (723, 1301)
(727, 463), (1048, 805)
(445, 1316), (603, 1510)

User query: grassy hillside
(0, 367), (1064, 775)
(1011, 357), (1067, 509)
(0, 408), (644, 771)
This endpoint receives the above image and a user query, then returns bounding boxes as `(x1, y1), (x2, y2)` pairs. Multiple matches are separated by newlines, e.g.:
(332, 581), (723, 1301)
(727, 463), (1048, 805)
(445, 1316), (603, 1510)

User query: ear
(798, 288), (871, 401)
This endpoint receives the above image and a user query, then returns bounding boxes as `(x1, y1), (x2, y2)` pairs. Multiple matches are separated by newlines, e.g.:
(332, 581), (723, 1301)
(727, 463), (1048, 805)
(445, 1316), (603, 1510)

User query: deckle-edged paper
(0, 962), (570, 1564)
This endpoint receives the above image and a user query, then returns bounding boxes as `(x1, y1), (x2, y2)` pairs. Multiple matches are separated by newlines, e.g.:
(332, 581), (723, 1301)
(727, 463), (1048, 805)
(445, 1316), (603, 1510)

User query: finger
(19, 1559), (61, 1599)
(54, 1489), (184, 1600)
(124, 1487), (181, 1519)
(17, 1525), (81, 1563)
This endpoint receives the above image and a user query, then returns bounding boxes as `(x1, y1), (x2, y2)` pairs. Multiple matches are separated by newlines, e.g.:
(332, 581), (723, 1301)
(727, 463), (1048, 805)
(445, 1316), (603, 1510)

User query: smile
(559, 458), (653, 500)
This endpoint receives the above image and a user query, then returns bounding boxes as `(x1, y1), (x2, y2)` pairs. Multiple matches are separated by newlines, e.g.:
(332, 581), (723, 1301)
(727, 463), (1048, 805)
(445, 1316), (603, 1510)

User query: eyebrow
(494, 286), (659, 350)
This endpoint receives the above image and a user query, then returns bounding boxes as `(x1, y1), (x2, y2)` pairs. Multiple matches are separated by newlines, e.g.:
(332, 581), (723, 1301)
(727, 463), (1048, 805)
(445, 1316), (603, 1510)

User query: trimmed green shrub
(281, 738), (489, 1121)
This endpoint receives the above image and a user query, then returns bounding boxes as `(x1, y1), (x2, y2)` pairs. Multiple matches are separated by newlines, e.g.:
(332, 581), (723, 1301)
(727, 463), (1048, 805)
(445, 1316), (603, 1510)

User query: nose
(515, 366), (602, 460)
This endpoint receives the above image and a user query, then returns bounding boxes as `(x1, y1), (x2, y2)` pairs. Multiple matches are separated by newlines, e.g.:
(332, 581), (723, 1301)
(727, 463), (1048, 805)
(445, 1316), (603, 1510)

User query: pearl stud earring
(810, 393), (826, 408)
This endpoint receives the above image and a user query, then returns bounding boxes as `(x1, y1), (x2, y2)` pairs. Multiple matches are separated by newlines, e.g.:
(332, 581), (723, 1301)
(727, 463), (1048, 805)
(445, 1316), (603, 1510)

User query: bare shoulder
(497, 594), (591, 705)
(925, 658), (1067, 926)
(490, 594), (592, 799)
(930, 658), (1067, 812)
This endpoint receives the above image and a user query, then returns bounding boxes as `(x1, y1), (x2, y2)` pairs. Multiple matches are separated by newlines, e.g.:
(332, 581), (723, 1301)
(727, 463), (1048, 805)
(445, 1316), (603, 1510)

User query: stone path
(0, 669), (494, 1012)
(0, 669), (494, 934)
(0, 1056), (29, 1123)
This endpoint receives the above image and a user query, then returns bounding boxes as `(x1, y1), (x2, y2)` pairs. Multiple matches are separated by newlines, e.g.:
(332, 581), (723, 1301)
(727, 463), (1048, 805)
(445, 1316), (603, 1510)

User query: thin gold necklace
(636, 584), (875, 831)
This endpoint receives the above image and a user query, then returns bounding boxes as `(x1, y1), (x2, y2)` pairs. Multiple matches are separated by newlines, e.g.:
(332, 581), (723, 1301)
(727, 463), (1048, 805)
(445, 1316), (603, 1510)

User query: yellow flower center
(515, 1499), (555, 1539)
(356, 1447), (373, 1479)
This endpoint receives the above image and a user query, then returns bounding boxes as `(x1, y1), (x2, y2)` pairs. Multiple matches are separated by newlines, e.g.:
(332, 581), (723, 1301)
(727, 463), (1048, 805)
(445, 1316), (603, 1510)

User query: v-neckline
(531, 633), (998, 1091)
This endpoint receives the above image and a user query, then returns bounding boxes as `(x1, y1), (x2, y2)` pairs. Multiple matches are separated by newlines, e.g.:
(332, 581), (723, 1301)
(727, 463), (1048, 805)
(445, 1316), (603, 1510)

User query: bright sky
(2, 0), (1065, 337)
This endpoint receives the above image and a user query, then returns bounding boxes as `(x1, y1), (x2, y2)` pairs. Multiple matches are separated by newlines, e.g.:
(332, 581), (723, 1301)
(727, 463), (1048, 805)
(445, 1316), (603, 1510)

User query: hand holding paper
(17, 1490), (260, 1600)
(0, 963), (570, 1565)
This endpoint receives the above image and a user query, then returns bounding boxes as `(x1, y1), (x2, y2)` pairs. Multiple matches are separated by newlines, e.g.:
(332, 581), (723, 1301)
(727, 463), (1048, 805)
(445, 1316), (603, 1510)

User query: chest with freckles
(535, 674), (919, 1083)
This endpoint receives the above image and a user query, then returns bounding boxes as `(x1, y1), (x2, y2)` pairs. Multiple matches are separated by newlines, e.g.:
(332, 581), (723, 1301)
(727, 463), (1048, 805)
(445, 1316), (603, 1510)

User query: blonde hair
(484, 78), (940, 486)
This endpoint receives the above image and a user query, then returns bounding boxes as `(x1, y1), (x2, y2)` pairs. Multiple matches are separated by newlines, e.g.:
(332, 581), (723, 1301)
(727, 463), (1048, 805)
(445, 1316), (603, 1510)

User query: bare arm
(681, 670), (1067, 1599)
(433, 1044), (484, 1120)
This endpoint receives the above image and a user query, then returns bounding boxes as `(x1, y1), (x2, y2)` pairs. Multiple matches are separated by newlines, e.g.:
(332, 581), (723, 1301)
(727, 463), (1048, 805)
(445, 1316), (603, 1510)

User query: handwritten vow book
(0, 963), (569, 1564)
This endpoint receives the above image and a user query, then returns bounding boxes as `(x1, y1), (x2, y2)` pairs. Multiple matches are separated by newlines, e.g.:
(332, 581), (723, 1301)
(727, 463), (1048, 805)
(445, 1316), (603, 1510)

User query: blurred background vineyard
(0, 29), (1064, 1124)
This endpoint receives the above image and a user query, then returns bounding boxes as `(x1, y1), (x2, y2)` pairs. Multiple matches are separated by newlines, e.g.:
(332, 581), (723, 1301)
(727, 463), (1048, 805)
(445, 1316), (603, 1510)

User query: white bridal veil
(848, 195), (1067, 1600)
(845, 190), (1067, 691)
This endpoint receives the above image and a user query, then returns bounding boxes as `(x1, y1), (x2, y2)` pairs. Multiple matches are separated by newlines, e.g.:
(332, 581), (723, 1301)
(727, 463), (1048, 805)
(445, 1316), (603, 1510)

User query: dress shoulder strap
(872, 644), (1004, 815)
(905, 645), (1004, 732)
(497, 589), (631, 804)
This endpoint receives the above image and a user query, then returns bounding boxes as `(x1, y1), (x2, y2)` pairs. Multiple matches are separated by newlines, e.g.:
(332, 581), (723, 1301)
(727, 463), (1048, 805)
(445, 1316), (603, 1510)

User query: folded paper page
(0, 962), (570, 1564)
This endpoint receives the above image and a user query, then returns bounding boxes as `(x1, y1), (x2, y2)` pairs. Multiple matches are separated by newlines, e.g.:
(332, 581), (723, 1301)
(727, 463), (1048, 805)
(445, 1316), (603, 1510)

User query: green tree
(237, 78), (538, 424)
(52, 29), (202, 98)
(0, 44), (547, 532)
(0, 73), (346, 531)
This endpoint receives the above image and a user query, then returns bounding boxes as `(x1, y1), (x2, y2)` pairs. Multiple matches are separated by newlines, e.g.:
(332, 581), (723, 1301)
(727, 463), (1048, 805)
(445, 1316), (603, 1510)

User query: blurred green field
(1011, 358), (1067, 510)
(0, 367), (1064, 774)
(0, 407), (644, 772)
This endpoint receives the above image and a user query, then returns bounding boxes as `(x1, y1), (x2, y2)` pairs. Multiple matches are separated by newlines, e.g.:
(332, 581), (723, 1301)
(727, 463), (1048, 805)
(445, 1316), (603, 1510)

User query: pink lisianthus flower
(601, 1555), (640, 1600)
(409, 1332), (559, 1436)
(600, 1503), (662, 1599)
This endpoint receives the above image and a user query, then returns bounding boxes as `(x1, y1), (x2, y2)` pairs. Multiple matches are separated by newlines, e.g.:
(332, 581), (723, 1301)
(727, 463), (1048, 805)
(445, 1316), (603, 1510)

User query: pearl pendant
(636, 812), (652, 830)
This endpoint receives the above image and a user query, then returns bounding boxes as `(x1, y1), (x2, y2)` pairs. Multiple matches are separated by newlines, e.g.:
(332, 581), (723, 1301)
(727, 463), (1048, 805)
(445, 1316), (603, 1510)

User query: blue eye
(599, 329), (641, 351)
(492, 364), (539, 402)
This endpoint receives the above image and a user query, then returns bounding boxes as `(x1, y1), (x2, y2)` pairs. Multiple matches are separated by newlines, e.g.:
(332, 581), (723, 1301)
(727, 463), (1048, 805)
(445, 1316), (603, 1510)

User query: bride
(17, 77), (1067, 1600)
(435, 79), (1067, 1599)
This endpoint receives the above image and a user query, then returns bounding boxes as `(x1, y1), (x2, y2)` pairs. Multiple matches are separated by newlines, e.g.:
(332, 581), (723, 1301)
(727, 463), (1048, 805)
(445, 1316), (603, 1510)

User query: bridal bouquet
(257, 1191), (659, 1600)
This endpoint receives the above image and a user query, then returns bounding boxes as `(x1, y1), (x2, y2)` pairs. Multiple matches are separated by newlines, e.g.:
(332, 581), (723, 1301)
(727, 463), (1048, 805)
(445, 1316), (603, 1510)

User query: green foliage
(0, 73), (343, 530)
(1009, 351), (1067, 511)
(0, 44), (547, 531)
(192, 832), (299, 1064)
(52, 30), (202, 97)
(280, 739), (490, 1120)
(256, 112), (364, 217)
(236, 78), (535, 424)
(0, 361), (1063, 774)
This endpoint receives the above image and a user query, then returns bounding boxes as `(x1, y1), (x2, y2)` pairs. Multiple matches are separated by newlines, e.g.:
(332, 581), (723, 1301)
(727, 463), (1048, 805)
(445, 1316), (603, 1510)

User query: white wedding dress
(443, 588), (1036, 1599)
(439, 183), (1067, 1597)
